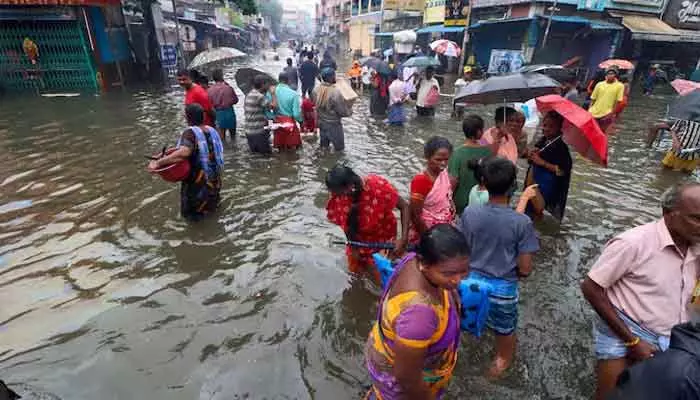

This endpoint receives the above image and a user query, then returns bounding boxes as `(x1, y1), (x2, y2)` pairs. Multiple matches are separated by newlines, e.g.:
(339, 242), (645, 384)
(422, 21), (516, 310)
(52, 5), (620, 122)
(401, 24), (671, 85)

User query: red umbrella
(535, 95), (608, 167)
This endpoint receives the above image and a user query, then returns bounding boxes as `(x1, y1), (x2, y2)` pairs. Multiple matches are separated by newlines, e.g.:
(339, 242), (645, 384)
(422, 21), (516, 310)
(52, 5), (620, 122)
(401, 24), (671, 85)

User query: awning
(469, 16), (532, 30)
(543, 15), (623, 30)
(371, 31), (397, 37)
(416, 24), (465, 34)
(610, 12), (680, 42)
(676, 28), (700, 43)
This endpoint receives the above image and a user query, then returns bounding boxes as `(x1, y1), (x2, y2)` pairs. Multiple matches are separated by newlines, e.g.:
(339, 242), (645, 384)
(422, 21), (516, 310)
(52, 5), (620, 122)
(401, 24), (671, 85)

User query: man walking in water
(299, 53), (319, 98)
(177, 69), (215, 127)
(270, 73), (303, 151)
(581, 183), (700, 400)
(312, 68), (352, 152)
(243, 75), (272, 154)
(207, 68), (239, 140)
(283, 58), (299, 91)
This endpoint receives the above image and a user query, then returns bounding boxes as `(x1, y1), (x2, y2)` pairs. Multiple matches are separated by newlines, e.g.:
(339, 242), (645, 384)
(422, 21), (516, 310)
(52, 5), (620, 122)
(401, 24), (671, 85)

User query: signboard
(383, 0), (424, 11)
(487, 49), (524, 74)
(445, 0), (470, 26)
(160, 45), (177, 67)
(612, 0), (663, 8)
(0, 0), (119, 5)
(664, 0), (700, 29)
(183, 41), (196, 51)
(424, 0), (445, 24)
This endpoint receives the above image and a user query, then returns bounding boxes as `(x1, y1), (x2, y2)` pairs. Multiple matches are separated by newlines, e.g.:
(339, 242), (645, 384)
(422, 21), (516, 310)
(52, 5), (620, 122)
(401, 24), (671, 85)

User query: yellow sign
(383, 0), (425, 11)
(424, 0), (445, 24)
(445, 0), (470, 26)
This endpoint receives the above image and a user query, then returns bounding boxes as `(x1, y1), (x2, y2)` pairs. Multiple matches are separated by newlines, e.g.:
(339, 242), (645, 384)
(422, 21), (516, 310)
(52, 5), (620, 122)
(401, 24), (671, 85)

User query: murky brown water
(0, 55), (694, 399)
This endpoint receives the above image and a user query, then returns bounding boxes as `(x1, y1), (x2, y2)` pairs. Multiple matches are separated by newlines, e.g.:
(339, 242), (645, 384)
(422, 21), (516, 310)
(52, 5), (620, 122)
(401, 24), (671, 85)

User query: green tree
(232, 0), (257, 14)
(258, 0), (283, 35)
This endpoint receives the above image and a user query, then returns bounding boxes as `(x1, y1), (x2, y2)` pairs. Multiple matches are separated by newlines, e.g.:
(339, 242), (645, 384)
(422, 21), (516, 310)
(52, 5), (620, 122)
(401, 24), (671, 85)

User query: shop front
(0, 0), (129, 94)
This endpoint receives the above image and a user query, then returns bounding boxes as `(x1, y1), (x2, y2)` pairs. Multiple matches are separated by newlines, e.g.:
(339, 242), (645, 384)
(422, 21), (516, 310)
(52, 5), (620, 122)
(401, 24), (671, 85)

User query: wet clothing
(609, 322), (700, 400)
(468, 185), (489, 206)
(594, 308), (670, 360)
(525, 134), (572, 221)
(208, 82), (238, 132)
(365, 253), (461, 400)
(319, 57), (337, 72)
(416, 77), (440, 110)
(312, 82), (351, 151)
(326, 175), (399, 268)
(587, 218), (700, 337)
(184, 84), (214, 126)
(244, 89), (270, 154)
(387, 79), (406, 125)
(662, 119), (700, 172)
(482, 127), (518, 164)
(470, 270), (519, 335)
(299, 60), (319, 96)
(589, 80), (624, 119)
(457, 203), (540, 281)
(178, 126), (224, 221)
(283, 65), (299, 90)
(301, 97), (317, 133)
(408, 170), (456, 243)
(370, 74), (389, 116)
(272, 84), (302, 149)
(447, 145), (492, 215)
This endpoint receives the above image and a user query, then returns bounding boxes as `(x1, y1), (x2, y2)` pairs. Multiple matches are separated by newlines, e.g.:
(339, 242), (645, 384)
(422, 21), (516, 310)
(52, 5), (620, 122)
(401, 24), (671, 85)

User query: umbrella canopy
(669, 90), (700, 122)
(536, 95), (608, 167)
(359, 56), (391, 75)
(402, 56), (440, 68)
(188, 47), (247, 69)
(429, 39), (461, 57)
(518, 64), (574, 81)
(455, 73), (560, 104)
(234, 68), (275, 95)
(671, 79), (700, 96)
(598, 59), (634, 70)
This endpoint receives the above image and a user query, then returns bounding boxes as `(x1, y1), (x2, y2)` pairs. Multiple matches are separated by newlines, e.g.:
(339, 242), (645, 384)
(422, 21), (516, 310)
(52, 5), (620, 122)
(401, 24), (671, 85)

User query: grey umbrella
(401, 56), (441, 68)
(669, 90), (700, 122)
(454, 73), (561, 104)
(518, 64), (574, 81)
(234, 68), (275, 95)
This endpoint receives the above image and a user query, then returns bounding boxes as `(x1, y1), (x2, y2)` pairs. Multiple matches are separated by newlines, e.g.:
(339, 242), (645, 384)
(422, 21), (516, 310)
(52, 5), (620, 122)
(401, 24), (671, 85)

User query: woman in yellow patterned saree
(365, 224), (469, 400)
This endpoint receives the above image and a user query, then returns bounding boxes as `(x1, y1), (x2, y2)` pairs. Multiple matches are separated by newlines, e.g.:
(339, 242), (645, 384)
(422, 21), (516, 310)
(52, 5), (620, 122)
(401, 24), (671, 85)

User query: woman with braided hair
(325, 164), (410, 282)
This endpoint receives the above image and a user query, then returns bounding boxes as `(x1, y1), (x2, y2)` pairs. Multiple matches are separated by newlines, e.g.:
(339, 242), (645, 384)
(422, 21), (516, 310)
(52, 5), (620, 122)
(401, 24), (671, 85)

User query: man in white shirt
(415, 66), (440, 117)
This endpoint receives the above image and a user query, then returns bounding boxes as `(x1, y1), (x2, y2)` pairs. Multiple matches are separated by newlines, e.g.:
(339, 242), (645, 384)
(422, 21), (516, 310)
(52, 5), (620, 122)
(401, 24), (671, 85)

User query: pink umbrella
(429, 39), (461, 58)
(536, 95), (608, 167)
(671, 79), (700, 96)
(598, 59), (634, 70)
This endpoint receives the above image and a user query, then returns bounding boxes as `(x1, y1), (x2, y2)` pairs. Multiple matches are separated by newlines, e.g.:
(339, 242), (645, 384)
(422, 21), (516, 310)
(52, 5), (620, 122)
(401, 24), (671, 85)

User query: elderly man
(312, 68), (352, 152)
(270, 73), (302, 151)
(608, 287), (700, 400)
(581, 183), (700, 400)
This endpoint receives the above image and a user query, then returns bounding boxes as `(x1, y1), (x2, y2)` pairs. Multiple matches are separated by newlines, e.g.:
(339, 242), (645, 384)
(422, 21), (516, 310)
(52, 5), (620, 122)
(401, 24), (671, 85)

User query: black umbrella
(455, 73), (561, 104)
(235, 68), (275, 95)
(518, 64), (574, 82)
(359, 56), (391, 75)
(669, 90), (700, 122)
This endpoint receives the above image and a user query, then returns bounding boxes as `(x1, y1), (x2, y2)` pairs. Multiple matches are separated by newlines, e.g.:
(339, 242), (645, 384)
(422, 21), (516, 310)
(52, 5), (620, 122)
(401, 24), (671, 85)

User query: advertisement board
(445, 0), (470, 26)
(424, 0), (445, 24)
(487, 49), (524, 74)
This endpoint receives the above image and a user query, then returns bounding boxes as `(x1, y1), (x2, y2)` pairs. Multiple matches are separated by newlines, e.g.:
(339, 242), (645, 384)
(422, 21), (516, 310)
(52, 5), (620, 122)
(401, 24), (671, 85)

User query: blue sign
(160, 45), (178, 67)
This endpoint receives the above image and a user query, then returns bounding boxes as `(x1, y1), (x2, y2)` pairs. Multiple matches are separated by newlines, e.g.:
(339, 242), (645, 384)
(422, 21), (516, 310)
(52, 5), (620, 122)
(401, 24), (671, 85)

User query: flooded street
(0, 57), (693, 399)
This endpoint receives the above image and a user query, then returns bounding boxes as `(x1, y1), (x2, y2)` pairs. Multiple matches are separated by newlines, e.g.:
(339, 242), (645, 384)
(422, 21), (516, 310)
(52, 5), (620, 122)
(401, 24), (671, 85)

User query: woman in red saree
(408, 136), (456, 244)
(326, 165), (410, 282)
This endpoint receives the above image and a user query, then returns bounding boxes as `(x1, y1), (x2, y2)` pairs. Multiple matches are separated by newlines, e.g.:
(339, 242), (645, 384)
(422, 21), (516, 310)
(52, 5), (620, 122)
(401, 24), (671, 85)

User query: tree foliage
(232, 0), (257, 15)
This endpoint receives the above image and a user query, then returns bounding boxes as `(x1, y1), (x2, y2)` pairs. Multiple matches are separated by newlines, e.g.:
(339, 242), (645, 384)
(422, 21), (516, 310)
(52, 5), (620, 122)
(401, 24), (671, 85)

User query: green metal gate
(0, 19), (98, 93)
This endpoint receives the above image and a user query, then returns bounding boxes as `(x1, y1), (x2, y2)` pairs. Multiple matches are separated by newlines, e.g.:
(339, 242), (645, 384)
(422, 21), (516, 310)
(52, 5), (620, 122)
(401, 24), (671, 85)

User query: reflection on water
(0, 58), (694, 399)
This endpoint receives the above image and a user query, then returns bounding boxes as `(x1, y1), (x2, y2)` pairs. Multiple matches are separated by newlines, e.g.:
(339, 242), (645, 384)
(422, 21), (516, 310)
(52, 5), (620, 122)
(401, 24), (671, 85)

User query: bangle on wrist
(624, 336), (640, 347)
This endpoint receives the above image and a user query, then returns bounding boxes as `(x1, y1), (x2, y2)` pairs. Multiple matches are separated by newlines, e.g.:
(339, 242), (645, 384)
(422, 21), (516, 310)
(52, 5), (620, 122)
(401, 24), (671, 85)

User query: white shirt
(389, 79), (406, 106)
(361, 66), (373, 85)
(416, 77), (440, 108)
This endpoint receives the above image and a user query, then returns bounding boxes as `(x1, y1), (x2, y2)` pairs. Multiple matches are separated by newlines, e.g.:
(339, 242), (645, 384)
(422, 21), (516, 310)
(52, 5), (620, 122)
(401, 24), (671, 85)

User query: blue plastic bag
(372, 254), (492, 337)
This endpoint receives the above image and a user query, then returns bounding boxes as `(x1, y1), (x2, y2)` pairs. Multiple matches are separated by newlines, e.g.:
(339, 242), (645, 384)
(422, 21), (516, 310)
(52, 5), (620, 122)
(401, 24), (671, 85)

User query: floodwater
(0, 55), (693, 400)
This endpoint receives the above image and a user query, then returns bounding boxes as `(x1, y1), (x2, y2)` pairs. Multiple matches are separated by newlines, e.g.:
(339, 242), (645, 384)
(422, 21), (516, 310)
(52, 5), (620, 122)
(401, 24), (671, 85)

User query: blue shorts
(215, 108), (237, 130)
(471, 271), (519, 336)
(593, 309), (670, 360)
